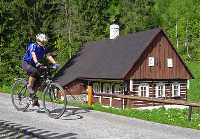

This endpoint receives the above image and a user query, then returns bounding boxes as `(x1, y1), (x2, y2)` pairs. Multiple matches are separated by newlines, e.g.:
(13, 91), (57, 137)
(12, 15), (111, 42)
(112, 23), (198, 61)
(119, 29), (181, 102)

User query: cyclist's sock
(27, 86), (35, 95)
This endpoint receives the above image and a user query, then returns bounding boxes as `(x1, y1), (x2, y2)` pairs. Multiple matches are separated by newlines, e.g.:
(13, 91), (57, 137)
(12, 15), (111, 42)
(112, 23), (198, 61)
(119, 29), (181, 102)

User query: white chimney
(110, 24), (119, 39)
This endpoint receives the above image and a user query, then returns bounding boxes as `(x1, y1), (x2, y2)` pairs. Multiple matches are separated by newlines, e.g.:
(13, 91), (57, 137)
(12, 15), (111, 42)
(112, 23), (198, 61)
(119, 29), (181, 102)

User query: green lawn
(91, 103), (200, 130)
(186, 62), (200, 101)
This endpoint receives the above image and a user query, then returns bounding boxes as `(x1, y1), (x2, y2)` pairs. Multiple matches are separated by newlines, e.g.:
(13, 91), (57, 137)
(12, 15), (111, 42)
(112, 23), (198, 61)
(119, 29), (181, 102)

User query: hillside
(1, 0), (200, 99)
(187, 62), (200, 101)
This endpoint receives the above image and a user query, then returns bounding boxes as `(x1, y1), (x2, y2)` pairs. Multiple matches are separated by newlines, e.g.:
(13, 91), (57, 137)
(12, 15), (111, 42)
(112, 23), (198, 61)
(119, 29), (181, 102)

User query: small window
(156, 83), (165, 98)
(139, 83), (149, 97)
(114, 84), (122, 94)
(93, 83), (101, 93)
(172, 83), (180, 97)
(103, 83), (112, 94)
(148, 57), (155, 66)
(167, 58), (173, 67)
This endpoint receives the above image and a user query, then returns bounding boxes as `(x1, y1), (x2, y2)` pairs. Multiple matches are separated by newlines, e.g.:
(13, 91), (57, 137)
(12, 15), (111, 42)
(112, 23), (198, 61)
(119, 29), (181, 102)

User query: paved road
(0, 93), (200, 139)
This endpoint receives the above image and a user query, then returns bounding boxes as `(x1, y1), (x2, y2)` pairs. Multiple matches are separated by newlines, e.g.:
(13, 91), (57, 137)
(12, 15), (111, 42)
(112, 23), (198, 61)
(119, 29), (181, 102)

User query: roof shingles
(55, 28), (161, 86)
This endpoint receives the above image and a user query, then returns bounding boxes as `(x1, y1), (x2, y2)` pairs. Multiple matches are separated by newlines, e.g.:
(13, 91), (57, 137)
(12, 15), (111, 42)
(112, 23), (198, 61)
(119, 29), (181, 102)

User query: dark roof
(55, 28), (162, 86)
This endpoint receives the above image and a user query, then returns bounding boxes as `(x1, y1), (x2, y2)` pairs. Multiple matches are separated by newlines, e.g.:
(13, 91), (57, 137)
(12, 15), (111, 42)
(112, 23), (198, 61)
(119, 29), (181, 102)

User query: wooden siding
(64, 80), (86, 95)
(126, 32), (192, 80)
(92, 80), (187, 108)
(129, 80), (187, 99)
(101, 97), (111, 106)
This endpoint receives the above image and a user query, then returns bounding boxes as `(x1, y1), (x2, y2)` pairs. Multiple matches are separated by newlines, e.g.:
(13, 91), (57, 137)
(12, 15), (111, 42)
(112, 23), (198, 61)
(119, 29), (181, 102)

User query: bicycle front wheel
(11, 78), (30, 111)
(43, 83), (67, 119)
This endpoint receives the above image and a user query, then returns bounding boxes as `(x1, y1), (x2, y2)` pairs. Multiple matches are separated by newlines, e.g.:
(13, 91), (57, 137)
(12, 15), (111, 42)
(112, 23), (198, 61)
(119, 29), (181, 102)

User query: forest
(1, 0), (200, 85)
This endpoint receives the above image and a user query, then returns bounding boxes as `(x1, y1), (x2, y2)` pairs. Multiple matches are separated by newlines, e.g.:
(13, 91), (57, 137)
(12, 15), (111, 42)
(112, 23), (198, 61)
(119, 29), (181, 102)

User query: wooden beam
(188, 106), (192, 121)
(93, 93), (200, 107)
(87, 85), (93, 106)
(92, 93), (200, 121)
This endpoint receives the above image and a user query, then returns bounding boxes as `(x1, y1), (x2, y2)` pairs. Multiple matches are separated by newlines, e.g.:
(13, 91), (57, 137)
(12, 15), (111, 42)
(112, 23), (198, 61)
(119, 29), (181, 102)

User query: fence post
(188, 106), (192, 121)
(87, 84), (93, 107)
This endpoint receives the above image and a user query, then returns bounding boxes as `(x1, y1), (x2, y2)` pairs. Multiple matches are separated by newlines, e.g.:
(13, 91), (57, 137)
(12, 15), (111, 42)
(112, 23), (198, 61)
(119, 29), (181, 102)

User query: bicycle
(11, 65), (67, 119)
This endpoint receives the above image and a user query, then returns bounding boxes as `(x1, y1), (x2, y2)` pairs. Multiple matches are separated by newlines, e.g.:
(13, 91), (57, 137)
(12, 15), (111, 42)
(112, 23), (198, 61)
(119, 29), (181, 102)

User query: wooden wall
(126, 32), (192, 80)
(93, 81), (187, 108)
(64, 80), (86, 95)
(130, 81), (187, 99)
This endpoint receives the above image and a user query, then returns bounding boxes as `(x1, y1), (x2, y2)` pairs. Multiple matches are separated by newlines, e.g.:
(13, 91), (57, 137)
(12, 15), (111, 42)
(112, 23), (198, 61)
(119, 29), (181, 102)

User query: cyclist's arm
(31, 52), (39, 64)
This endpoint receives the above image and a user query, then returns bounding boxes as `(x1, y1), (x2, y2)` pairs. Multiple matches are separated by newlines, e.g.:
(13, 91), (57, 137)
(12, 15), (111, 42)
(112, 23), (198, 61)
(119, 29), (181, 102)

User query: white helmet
(36, 33), (48, 46)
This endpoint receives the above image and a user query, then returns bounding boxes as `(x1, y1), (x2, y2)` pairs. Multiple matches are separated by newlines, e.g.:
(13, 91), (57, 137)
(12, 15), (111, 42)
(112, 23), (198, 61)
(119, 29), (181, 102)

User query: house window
(139, 83), (149, 97)
(93, 82), (101, 93)
(103, 83), (112, 94)
(114, 84), (122, 94)
(148, 57), (155, 66)
(167, 58), (173, 67)
(156, 83), (165, 98)
(172, 83), (180, 97)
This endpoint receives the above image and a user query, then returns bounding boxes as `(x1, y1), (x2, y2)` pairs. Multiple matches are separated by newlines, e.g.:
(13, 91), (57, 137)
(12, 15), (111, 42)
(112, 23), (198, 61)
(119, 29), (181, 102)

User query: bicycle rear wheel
(43, 83), (67, 119)
(11, 78), (30, 111)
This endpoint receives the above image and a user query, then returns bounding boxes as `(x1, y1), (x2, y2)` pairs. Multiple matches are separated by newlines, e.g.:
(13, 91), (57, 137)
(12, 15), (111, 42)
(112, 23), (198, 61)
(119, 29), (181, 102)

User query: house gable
(125, 31), (193, 80)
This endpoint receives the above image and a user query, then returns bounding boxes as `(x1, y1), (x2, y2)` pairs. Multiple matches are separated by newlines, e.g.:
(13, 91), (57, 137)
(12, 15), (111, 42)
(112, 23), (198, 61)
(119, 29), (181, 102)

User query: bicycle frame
(34, 66), (56, 93)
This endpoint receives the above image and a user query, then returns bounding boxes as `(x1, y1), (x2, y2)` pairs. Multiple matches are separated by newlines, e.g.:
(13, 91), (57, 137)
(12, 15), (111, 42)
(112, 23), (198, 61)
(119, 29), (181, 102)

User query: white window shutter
(130, 80), (133, 92)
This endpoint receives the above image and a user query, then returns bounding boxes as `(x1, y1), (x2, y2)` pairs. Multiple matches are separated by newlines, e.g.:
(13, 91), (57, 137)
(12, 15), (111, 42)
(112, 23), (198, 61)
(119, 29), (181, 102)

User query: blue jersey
(23, 43), (46, 65)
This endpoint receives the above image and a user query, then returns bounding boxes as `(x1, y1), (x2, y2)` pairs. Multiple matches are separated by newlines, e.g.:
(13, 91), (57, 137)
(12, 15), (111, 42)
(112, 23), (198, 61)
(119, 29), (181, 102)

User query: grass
(186, 62), (200, 101)
(91, 103), (200, 130)
(0, 84), (12, 94)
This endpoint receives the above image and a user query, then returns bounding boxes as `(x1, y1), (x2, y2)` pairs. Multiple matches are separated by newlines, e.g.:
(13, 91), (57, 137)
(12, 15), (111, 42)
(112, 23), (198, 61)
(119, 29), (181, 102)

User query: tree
(119, 0), (155, 35)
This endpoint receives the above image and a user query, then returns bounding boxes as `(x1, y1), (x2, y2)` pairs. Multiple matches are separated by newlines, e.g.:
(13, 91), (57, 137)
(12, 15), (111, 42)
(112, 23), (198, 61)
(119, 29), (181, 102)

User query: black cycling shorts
(22, 61), (39, 77)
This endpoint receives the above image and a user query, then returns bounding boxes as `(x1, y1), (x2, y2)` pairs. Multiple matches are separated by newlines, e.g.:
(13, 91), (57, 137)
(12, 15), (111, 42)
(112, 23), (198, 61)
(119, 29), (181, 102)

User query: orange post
(87, 85), (93, 106)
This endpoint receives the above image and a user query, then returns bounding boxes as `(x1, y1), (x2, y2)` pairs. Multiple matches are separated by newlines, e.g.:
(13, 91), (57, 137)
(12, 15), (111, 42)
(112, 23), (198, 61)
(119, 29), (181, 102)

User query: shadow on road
(0, 120), (78, 139)
(61, 107), (90, 120)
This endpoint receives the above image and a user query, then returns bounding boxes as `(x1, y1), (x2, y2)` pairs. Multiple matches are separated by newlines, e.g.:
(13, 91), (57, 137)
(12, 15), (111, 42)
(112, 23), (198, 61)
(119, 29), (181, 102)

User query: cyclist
(22, 33), (59, 107)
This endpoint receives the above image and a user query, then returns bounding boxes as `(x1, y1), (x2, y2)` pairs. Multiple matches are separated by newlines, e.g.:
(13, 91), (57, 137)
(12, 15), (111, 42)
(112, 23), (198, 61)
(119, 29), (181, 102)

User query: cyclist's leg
(22, 61), (40, 104)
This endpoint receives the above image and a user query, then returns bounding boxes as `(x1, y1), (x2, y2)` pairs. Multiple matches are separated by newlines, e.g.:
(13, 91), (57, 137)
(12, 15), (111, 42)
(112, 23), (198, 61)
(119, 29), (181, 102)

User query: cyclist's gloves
(52, 63), (60, 69)
(35, 62), (42, 68)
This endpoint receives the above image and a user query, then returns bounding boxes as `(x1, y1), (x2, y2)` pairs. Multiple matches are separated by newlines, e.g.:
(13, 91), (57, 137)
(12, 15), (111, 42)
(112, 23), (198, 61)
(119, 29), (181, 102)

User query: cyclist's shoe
(36, 107), (45, 113)
(29, 93), (37, 101)
(32, 96), (40, 107)
(29, 94), (40, 107)
(52, 63), (60, 69)
(32, 99), (40, 107)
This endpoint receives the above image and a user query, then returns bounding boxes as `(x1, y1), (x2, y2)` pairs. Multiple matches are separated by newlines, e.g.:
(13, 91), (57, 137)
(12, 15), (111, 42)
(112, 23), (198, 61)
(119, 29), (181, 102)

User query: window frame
(167, 58), (173, 68)
(114, 84), (122, 94)
(93, 82), (101, 93)
(103, 83), (112, 94)
(172, 82), (181, 97)
(139, 83), (149, 97)
(155, 82), (166, 98)
(148, 57), (155, 67)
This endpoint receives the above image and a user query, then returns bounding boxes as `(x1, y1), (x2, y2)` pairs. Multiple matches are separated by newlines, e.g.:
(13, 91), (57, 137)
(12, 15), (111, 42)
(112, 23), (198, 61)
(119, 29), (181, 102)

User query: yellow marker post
(87, 85), (93, 106)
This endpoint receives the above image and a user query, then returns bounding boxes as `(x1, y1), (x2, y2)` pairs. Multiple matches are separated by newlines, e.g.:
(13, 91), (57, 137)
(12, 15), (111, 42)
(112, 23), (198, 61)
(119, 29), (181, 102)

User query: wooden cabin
(55, 28), (193, 108)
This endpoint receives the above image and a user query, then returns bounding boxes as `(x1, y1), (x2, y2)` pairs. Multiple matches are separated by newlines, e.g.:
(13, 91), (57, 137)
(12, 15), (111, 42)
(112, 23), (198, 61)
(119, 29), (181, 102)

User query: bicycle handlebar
(38, 65), (59, 70)
(37, 64), (59, 79)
